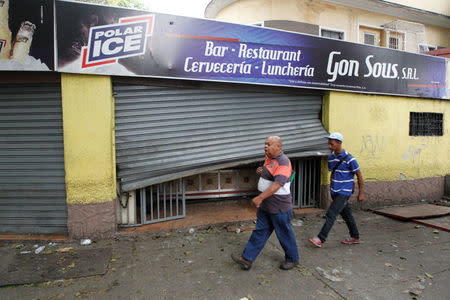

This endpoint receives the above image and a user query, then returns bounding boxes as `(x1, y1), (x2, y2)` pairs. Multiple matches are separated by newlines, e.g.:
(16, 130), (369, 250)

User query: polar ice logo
(81, 15), (154, 68)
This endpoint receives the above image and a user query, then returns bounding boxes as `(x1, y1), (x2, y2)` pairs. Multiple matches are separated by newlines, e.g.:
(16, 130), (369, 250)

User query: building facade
(205, 0), (449, 54)
(0, 0), (448, 239)
(205, 0), (450, 207)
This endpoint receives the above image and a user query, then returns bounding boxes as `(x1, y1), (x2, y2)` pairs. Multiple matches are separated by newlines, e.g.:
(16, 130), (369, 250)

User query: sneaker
(341, 237), (360, 245)
(309, 237), (322, 248)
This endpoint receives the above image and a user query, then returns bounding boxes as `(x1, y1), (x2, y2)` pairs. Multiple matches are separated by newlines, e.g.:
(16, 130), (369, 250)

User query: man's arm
(355, 170), (364, 202)
(252, 182), (282, 208)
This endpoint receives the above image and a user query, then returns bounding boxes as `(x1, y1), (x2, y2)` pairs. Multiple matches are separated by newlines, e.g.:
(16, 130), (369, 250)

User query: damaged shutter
(0, 83), (67, 234)
(114, 84), (329, 192)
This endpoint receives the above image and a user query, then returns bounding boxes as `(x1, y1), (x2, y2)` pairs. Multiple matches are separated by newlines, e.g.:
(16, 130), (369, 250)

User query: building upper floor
(205, 0), (450, 54)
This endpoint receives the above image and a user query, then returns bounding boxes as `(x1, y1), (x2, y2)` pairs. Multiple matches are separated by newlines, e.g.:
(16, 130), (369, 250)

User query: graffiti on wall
(401, 144), (427, 178)
(359, 135), (384, 156)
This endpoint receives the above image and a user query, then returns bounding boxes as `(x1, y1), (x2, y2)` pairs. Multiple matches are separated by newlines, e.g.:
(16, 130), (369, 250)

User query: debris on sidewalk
(34, 245), (45, 254)
(291, 219), (303, 227)
(13, 244), (24, 249)
(56, 247), (73, 253)
(315, 266), (343, 282)
(80, 239), (92, 246)
(225, 224), (253, 233)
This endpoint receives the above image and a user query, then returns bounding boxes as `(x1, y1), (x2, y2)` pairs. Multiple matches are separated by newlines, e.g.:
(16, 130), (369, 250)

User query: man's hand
(256, 166), (262, 175)
(252, 182), (282, 208)
(357, 193), (364, 202)
(252, 196), (263, 208)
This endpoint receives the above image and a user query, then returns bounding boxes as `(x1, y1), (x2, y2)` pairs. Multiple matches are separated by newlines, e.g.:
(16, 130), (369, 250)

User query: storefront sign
(3, 0), (449, 99)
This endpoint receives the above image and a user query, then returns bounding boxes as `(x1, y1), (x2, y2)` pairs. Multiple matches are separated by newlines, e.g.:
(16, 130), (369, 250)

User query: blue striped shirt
(328, 150), (360, 196)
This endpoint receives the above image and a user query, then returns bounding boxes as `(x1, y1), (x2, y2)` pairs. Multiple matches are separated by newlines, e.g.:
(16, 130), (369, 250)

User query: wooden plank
(371, 204), (450, 220)
(413, 216), (450, 232)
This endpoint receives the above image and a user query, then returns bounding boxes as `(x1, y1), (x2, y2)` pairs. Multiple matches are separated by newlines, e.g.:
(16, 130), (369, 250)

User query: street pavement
(0, 209), (449, 300)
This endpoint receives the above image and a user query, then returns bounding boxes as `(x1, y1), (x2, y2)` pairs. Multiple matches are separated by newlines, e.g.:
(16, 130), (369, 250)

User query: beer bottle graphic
(0, 0), (12, 60)
(11, 21), (35, 63)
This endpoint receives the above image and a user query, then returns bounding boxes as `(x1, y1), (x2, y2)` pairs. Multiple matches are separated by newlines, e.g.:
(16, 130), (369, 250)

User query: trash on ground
(188, 228), (195, 234)
(14, 244), (24, 249)
(56, 247), (73, 253)
(292, 220), (303, 227)
(20, 250), (31, 254)
(35, 246), (45, 254)
(80, 239), (92, 246)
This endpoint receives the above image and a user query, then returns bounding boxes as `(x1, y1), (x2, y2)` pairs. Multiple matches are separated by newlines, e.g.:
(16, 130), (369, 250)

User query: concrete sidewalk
(0, 210), (449, 299)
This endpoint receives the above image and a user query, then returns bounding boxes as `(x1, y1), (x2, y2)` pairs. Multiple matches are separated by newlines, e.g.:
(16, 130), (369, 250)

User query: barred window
(321, 29), (344, 40)
(409, 112), (443, 136)
(364, 33), (375, 45)
(389, 37), (399, 49)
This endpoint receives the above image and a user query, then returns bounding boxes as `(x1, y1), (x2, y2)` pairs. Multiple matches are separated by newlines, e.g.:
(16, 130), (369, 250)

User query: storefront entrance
(113, 80), (328, 226)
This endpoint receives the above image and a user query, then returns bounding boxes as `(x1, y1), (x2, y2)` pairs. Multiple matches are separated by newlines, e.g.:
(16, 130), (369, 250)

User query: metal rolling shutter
(0, 83), (67, 234)
(114, 84), (329, 192)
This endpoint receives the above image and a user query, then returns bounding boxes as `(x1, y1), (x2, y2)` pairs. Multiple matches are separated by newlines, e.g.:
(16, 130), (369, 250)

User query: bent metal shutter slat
(114, 84), (329, 192)
(0, 83), (67, 234)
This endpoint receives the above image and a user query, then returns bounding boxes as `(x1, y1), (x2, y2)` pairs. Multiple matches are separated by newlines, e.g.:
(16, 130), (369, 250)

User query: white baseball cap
(326, 132), (344, 142)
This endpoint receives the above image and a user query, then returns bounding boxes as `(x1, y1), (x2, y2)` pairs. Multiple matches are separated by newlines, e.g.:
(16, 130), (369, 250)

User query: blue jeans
(242, 208), (299, 263)
(318, 193), (359, 243)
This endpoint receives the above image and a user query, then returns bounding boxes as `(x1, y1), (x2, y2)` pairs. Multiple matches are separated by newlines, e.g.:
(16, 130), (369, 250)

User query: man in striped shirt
(309, 132), (364, 248)
(231, 136), (299, 270)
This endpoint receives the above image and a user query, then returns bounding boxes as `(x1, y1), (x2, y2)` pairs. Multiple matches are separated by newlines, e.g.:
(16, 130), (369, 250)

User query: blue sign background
(55, 1), (447, 99)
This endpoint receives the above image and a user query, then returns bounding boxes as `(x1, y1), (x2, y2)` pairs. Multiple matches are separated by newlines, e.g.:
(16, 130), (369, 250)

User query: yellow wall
(61, 74), (116, 204)
(214, 0), (449, 49)
(321, 91), (450, 184)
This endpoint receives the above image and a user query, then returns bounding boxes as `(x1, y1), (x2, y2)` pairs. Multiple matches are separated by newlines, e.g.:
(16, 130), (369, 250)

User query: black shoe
(280, 261), (299, 270)
(231, 254), (252, 270)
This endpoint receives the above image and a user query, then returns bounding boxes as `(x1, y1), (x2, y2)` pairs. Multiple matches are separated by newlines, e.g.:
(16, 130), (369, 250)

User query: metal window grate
(291, 157), (321, 208)
(409, 112), (443, 136)
(321, 29), (344, 40)
(133, 179), (186, 225)
(364, 33), (375, 45)
(389, 37), (399, 49)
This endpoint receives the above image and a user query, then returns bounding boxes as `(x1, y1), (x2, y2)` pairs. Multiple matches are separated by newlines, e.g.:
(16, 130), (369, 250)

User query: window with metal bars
(364, 33), (375, 45)
(409, 112), (443, 136)
(321, 29), (344, 40)
(389, 37), (399, 49)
